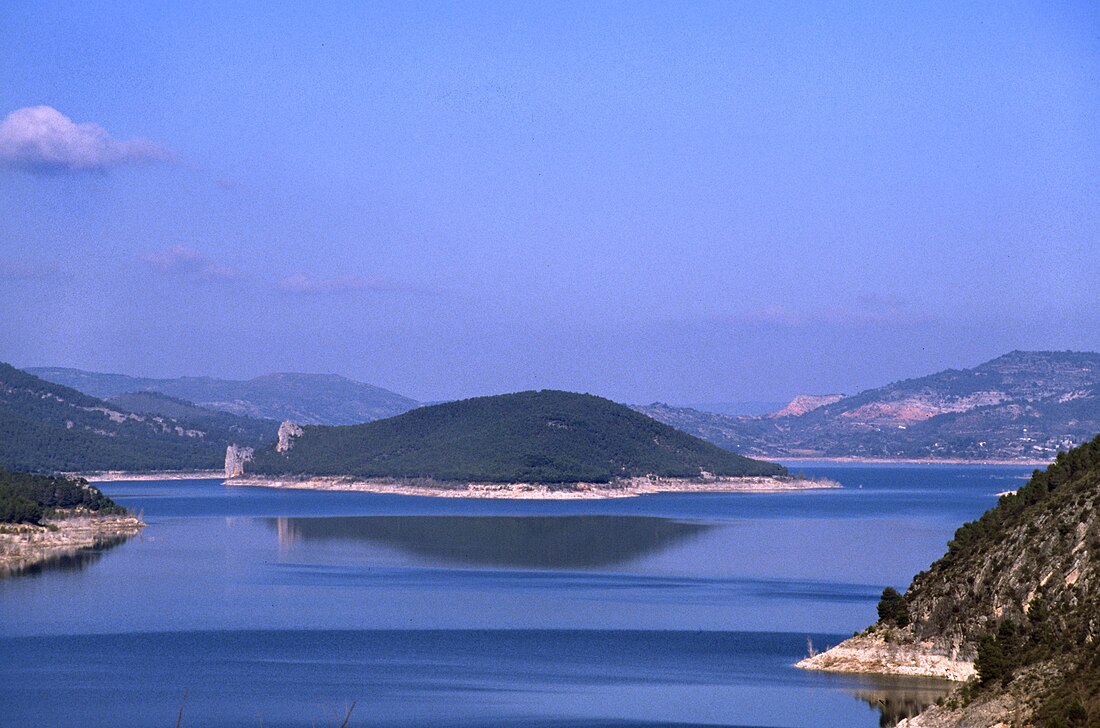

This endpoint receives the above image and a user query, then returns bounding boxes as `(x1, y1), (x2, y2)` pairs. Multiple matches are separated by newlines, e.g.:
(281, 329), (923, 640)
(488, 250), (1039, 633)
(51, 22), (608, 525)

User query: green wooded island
(234, 390), (801, 496)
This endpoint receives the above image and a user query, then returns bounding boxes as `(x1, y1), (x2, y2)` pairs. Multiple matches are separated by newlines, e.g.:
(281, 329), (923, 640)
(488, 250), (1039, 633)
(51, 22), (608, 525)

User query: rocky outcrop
(796, 632), (975, 682)
(224, 445), (254, 477)
(276, 421), (303, 453)
(769, 393), (845, 418)
(798, 435), (1100, 725)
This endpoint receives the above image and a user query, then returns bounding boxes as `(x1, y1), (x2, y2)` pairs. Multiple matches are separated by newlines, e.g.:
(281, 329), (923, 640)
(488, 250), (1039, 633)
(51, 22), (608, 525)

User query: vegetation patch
(0, 362), (276, 473)
(248, 390), (786, 483)
(0, 469), (125, 524)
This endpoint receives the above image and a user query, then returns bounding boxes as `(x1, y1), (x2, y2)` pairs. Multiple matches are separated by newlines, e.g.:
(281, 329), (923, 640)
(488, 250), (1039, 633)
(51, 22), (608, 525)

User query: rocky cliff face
(224, 445), (254, 477)
(769, 393), (845, 418)
(905, 461), (1098, 655)
(276, 421), (303, 453)
(801, 434), (1100, 726)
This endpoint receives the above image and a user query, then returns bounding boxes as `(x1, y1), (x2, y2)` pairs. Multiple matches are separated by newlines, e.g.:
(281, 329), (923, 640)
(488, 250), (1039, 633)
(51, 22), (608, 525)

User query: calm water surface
(0, 464), (1033, 727)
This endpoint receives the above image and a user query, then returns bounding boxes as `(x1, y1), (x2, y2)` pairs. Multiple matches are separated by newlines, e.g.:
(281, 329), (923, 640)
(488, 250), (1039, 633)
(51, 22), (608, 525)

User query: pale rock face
(277, 421), (304, 453)
(770, 394), (846, 418)
(224, 445), (254, 477)
(795, 632), (976, 682)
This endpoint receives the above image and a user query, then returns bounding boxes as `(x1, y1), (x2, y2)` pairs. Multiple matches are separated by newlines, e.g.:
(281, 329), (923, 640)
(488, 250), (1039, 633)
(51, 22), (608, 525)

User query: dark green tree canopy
(249, 390), (786, 483)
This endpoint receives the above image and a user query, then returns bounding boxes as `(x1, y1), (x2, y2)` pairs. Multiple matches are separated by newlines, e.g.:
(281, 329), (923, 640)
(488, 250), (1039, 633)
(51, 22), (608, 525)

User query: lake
(0, 464), (1034, 727)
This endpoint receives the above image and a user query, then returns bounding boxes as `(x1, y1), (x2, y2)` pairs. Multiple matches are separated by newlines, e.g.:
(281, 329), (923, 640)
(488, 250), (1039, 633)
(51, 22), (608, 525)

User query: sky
(1, 1), (1098, 404)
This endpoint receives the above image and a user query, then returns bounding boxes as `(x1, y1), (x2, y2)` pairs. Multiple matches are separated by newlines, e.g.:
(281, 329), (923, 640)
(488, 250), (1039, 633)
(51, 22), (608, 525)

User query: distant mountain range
(636, 351), (1100, 461)
(685, 401), (787, 417)
(0, 363), (276, 472)
(27, 368), (419, 425)
(14, 351), (1100, 471)
(246, 390), (786, 483)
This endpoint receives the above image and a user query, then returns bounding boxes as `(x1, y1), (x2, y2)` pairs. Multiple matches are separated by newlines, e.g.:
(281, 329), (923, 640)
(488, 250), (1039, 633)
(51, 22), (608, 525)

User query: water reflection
(0, 535), (132, 579)
(268, 515), (713, 569)
(850, 676), (955, 726)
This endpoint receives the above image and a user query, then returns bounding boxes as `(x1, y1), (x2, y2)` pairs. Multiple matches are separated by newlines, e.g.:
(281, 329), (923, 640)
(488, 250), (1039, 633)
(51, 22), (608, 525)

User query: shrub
(877, 587), (910, 627)
(975, 621), (1021, 688)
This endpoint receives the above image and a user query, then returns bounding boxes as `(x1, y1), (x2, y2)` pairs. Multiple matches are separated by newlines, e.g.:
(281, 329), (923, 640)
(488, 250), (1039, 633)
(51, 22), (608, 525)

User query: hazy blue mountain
(247, 389), (786, 483)
(685, 401), (787, 417)
(28, 368), (419, 425)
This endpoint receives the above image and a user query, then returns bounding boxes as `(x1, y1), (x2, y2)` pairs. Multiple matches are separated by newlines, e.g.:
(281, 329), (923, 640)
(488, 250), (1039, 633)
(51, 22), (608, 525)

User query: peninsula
(797, 434), (1100, 725)
(0, 470), (144, 577)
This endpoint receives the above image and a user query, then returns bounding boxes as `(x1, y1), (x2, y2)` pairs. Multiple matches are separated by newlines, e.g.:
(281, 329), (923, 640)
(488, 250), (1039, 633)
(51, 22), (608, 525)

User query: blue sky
(1, 1), (1098, 403)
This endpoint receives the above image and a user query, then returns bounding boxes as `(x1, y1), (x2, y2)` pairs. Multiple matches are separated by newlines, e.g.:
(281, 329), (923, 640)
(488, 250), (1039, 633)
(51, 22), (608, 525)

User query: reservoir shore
(73, 471), (840, 498)
(777, 456), (1048, 466)
(73, 456), (1046, 484)
(224, 474), (839, 499)
(796, 632), (975, 682)
(0, 514), (145, 577)
(74, 470), (225, 481)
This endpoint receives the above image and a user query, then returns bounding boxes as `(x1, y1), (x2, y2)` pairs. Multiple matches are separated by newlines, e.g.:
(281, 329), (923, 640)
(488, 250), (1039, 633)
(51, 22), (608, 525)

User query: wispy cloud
(0, 106), (170, 173)
(0, 259), (60, 281)
(139, 245), (239, 280)
(277, 273), (395, 295)
(739, 296), (924, 328)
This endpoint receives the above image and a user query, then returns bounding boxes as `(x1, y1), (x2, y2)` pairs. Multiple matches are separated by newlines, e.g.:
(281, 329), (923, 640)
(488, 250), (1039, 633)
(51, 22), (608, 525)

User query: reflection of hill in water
(269, 516), (713, 569)
(849, 677), (954, 727)
(1, 535), (131, 579)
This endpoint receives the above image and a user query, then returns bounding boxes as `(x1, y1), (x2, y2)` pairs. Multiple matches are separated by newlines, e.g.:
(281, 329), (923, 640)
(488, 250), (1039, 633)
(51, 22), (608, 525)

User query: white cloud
(0, 105), (169, 172)
(139, 245), (239, 280)
(278, 273), (393, 294)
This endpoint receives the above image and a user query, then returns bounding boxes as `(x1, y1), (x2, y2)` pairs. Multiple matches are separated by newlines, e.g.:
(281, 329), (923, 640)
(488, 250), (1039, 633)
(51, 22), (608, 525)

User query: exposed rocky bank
(797, 435), (1100, 726)
(0, 513), (145, 576)
(227, 474), (839, 499)
(797, 632), (975, 682)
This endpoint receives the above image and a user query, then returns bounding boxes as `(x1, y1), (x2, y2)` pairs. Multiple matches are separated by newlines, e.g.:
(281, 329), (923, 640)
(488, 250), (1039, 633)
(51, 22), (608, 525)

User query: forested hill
(870, 434), (1100, 725)
(0, 363), (276, 472)
(105, 391), (276, 444)
(29, 367), (419, 425)
(246, 390), (786, 483)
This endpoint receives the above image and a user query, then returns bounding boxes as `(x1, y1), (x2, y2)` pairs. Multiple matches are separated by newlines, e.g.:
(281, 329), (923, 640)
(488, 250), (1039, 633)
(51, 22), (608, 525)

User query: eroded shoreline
(796, 633), (975, 682)
(76, 470), (225, 482)
(226, 474), (840, 499)
(0, 514), (146, 577)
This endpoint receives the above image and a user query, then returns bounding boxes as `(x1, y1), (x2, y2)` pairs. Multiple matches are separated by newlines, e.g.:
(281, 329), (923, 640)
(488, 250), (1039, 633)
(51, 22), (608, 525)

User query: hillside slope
(803, 434), (1100, 726)
(28, 368), (419, 425)
(106, 391), (277, 445)
(637, 351), (1100, 461)
(246, 390), (786, 483)
(0, 363), (274, 472)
